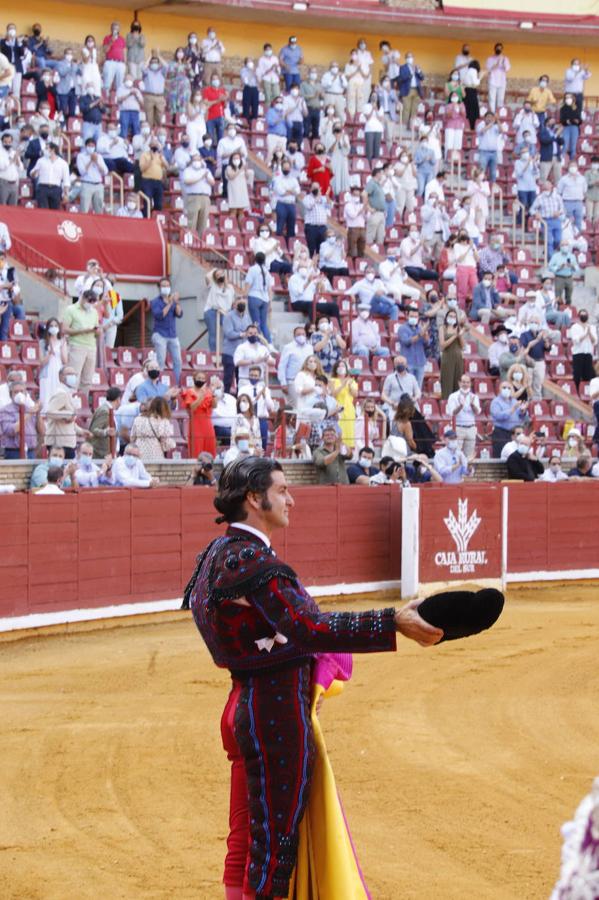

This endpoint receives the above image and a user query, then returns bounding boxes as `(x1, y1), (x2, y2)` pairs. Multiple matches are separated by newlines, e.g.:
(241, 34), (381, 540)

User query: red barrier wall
(506, 481), (599, 574)
(0, 486), (401, 620)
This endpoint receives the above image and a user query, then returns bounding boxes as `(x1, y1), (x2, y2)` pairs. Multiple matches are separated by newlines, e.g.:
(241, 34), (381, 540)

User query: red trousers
(221, 681), (250, 891)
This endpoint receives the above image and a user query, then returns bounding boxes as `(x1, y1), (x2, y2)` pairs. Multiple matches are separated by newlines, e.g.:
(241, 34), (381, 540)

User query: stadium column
(401, 486), (420, 599)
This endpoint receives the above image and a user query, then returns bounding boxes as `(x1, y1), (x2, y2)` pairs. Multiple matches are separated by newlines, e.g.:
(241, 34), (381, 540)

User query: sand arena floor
(1, 584), (599, 900)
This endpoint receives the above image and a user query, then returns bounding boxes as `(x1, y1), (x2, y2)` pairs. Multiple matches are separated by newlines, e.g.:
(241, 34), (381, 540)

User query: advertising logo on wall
(434, 498), (488, 575)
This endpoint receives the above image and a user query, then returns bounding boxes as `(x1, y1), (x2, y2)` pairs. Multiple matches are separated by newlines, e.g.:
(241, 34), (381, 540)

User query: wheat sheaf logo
(435, 498), (488, 574)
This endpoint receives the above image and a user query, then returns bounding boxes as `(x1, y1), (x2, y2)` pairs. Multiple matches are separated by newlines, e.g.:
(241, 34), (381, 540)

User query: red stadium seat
(0, 341), (19, 364)
(116, 347), (141, 368)
(9, 319), (32, 341)
(20, 343), (40, 365)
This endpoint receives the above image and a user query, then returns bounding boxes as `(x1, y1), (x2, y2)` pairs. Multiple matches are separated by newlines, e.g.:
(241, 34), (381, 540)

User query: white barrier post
(501, 485), (509, 590)
(401, 487), (420, 599)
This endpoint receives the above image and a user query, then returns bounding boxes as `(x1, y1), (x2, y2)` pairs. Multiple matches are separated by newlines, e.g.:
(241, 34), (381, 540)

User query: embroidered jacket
(184, 527), (397, 673)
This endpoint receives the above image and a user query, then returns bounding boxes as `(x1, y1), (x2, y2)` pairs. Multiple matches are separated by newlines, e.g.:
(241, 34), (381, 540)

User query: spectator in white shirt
(115, 75), (143, 139)
(233, 323), (274, 385)
(540, 454), (568, 482)
(182, 154), (214, 238)
(378, 253), (422, 304)
(112, 443), (158, 487)
(283, 86), (308, 144)
(76, 138), (108, 214)
(318, 231), (349, 280)
(321, 62), (347, 121)
(343, 185), (367, 258)
(31, 142), (70, 209)
(201, 27), (225, 85)
(0, 131), (23, 206)
(237, 364), (276, 450)
(351, 304), (391, 358)
(256, 44), (281, 106)
(446, 374), (481, 459)
(399, 227), (440, 282)
(568, 307), (597, 392)
(116, 194), (143, 218)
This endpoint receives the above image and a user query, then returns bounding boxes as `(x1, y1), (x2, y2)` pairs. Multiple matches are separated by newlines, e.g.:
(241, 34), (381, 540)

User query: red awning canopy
(0, 208), (167, 281)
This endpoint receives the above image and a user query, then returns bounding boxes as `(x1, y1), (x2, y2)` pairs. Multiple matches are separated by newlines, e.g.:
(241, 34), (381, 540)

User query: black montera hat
(417, 588), (504, 642)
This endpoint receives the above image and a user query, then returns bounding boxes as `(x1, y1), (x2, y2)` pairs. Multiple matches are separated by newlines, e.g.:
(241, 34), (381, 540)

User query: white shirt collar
(230, 522), (271, 548)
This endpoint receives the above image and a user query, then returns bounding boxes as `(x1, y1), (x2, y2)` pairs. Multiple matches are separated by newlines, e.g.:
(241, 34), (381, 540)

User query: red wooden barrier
(0, 486), (402, 620)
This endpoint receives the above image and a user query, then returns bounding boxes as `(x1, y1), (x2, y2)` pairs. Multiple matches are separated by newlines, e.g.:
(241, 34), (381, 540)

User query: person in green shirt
(312, 426), (351, 485)
(61, 289), (100, 393)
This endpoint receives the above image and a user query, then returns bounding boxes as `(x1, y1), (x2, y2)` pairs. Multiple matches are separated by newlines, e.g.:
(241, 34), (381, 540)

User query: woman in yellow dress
(330, 359), (358, 448)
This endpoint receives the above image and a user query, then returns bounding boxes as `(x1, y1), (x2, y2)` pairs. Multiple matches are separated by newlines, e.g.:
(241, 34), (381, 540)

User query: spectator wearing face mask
(398, 306), (430, 389)
(0, 380), (39, 459)
(475, 112), (501, 183)
(540, 455), (568, 482)
(74, 442), (113, 487)
(150, 278), (183, 384)
(277, 326), (311, 404)
(45, 48), (79, 119)
(142, 54), (167, 126)
(519, 317), (550, 400)
(30, 446), (73, 490)
(302, 180), (332, 258)
(89, 387), (122, 458)
(45, 365), (90, 459)
(320, 62), (347, 121)
(61, 289), (99, 392)
(433, 428), (470, 484)
(233, 323), (273, 386)
(0, 131), (23, 206)
(559, 93), (581, 163)
(223, 427), (255, 466)
(39, 316), (68, 412)
(116, 74), (143, 138)
(222, 299), (252, 394)
(166, 47), (192, 117)
(240, 57), (259, 123)
(348, 266), (399, 321)
(487, 326), (509, 377)
(225, 154), (250, 228)
(116, 193), (143, 218)
(217, 125), (247, 196)
(318, 232), (349, 280)
(30, 142), (70, 210)
(266, 96), (288, 160)
(299, 69), (322, 141)
(351, 304), (390, 358)
(201, 27), (225, 86)
(126, 19), (145, 80)
(135, 363), (169, 404)
(443, 91), (467, 161)
(0, 250), (23, 340)
(399, 227), (439, 282)
(279, 36), (303, 93)
(139, 139), (168, 212)
(256, 44), (281, 106)
(97, 126), (135, 177)
(102, 21), (126, 92)
(398, 52), (424, 126)
(500, 425), (525, 462)
(547, 239), (581, 306)
(343, 186), (367, 259)
(230, 394), (262, 456)
(527, 76), (555, 129)
(182, 154), (214, 237)
(514, 146), (540, 227)
(283, 85), (308, 145)
(470, 273), (509, 324)
(112, 443), (158, 487)
(238, 365), (276, 451)
(564, 58), (591, 115)
(203, 268), (234, 353)
(244, 255), (274, 344)
(250, 226), (292, 277)
(271, 157), (301, 242)
(310, 316), (346, 374)
(76, 138), (108, 214)
(490, 381), (528, 458)
(568, 308), (597, 393)
(530, 182), (565, 258)
(557, 162), (587, 231)
(446, 374), (481, 459)
(485, 42), (510, 112)
(440, 308), (466, 399)
(347, 446), (379, 484)
(506, 435), (544, 481)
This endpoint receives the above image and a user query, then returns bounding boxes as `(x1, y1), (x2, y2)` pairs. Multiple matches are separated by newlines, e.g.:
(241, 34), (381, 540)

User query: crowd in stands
(1, 19), (599, 490)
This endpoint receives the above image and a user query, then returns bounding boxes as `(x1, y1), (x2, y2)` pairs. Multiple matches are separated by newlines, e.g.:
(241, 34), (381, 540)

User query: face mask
(521, 153), (530, 160)
(509, 344), (519, 354)
(247, 335), (258, 344)
(291, 89), (299, 97)
(8, 29), (17, 39)
(319, 322), (330, 332)
(275, 103), (284, 110)
(228, 129), (237, 138)
(327, 236), (336, 244)
(359, 310), (369, 320)
(568, 437), (578, 446)
(212, 79), (220, 87)
(365, 273), (375, 282)
(540, 80), (548, 88)
(395, 364), (406, 373)
(295, 335), (306, 345)
(39, 131), (49, 140)
(282, 167), (291, 175)
(87, 41), (95, 48)
(406, 56), (414, 64)
(512, 371), (523, 382)
(529, 325), (539, 334)
(309, 72), (317, 81)
(237, 439), (250, 452)
(408, 317), (418, 326)
(239, 401), (250, 412)
(247, 61), (255, 69)
(569, 166), (578, 175)
(13, 392), (26, 405)
(483, 280), (493, 288)
(48, 325), (59, 336)
(236, 303), (246, 313)
(147, 369), (160, 380)
(498, 334), (509, 345)
(451, 74), (458, 82)
(448, 440), (458, 451)
(208, 31), (216, 39)
(331, 66), (339, 74)
(337, 368), (347, 377)
(259, 230), (270, 238)
(248, 377), (259, 386)
(65, 374), (78, 389)
(124, 80), (133, 89)
(150, 63), (160, 71)
(517, 443), (529, 455)
(125, 454), (137, 469)
(565, 99), (573, 106)
(265, 49), (273, 57)
(572, 65), (580, 72)
(160, 286), (171, 297)
(49, 456), (63, 468)
(80, 455), (93, 469)
(495, 47), (502, 55)
(359, 458), (371, 469)
(189, 36), (197, 44)
(409, 231), (419, 239)
(203, 138), (213, 148)
(447, 317), (457, 326)
(451, 97), (459, 104)
(580, 314), (589, 322)
(194, 379), (205, 388)
(447, 299), (458, 309)
(65, 54), (73, 63)
(501, 387), (511, 398)
(550, 464), (560, 472)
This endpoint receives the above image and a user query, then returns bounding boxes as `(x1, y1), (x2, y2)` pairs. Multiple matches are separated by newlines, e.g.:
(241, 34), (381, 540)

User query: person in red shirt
(202, 75), (228, 143)
(102, 21), (127, 92)
(306, 142), (333, 196)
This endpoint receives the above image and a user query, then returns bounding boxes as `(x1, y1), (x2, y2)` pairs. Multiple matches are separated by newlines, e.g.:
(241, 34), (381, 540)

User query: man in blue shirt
(397, 305), (429, 388)
(489, 381), (528, 458)
(277, 325), (313, 406)
(520, 316), (552, 399)
(150, 277), (183, 384)
(135, 363), (170, 404)
(475, 112), (501, 183)
(279, 36), (303, 92)
(433, 428), (470, 484)
(222, 298), (252, 394)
